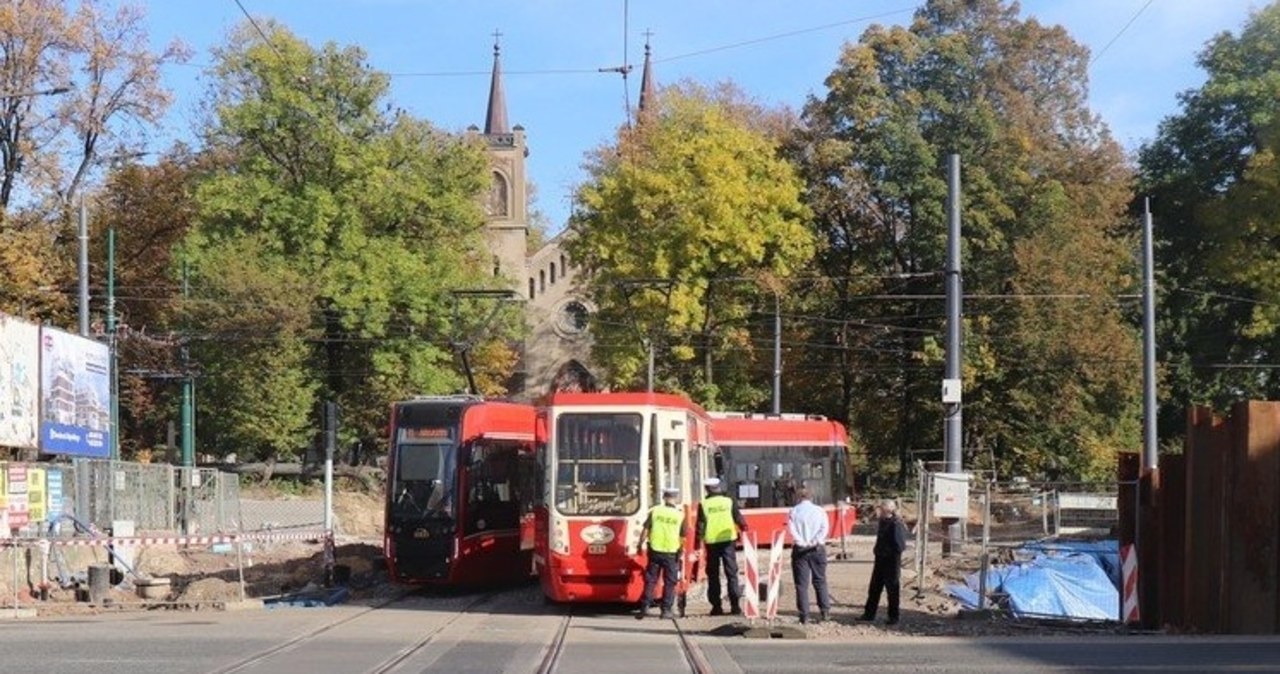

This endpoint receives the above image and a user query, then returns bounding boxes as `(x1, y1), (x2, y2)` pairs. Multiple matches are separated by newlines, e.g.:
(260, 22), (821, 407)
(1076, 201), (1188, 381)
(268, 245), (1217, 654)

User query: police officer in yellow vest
(637, 486), (687, 620)
(698, 477), (748, 615)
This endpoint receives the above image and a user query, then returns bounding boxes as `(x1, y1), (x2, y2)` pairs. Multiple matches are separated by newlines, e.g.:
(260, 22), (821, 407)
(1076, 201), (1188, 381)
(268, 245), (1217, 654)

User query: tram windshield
(720, 445), (846, 508)
(390, 429), (458, 521)
(554, 412), (642, 516)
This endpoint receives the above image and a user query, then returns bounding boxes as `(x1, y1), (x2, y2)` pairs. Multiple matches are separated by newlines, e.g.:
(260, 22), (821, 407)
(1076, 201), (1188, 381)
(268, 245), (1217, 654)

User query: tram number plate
(587, 544), (607, 555)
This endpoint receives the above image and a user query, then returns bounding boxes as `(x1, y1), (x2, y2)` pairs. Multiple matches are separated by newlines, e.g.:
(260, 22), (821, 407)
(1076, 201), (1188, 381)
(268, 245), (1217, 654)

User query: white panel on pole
(932, 472), (971, 519)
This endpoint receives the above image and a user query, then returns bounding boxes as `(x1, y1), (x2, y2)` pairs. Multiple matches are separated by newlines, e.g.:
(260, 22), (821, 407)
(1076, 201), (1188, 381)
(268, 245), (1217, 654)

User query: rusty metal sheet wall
(1228, 401), (1280, 634)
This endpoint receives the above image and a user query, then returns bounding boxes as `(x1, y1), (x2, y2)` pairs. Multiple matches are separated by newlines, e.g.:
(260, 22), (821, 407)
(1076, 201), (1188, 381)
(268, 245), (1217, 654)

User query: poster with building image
(39, 327), (111, 458)
(0, 313), (40, 449)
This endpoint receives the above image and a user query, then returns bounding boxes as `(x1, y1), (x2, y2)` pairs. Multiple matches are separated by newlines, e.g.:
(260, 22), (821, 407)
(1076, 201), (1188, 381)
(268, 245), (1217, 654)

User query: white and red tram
(534, 392), (715, 608)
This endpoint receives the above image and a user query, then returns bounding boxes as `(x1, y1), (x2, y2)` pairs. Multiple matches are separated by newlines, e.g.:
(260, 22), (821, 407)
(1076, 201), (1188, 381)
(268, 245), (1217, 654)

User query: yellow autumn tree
(567, 83), (814, 407)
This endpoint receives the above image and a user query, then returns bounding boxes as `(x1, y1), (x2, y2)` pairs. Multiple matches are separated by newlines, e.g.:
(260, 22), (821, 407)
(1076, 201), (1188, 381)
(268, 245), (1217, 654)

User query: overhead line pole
(1141, 199), (1157, 472)
(943, 153), (964, 557)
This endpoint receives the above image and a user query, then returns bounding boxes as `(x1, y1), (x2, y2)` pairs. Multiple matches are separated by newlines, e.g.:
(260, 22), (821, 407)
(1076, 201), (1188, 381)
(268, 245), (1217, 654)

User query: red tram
(534, 392), (715, 607)
(709, 412), (854, 541)
(383, 395), (541, 586)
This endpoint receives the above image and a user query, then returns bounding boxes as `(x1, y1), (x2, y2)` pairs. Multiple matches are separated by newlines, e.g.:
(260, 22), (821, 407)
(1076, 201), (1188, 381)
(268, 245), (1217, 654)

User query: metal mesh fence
(1, 459), (241, 536)
(906, 461), (1133, 620)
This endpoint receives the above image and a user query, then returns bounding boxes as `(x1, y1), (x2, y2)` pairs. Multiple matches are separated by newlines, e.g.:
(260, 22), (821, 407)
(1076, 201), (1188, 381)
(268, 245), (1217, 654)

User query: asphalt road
(3, 593), (1280, 674)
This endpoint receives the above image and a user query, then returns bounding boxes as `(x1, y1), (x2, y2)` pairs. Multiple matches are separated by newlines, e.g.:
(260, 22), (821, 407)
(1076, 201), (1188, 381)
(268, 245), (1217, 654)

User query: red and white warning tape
(0, 529), (326, 549)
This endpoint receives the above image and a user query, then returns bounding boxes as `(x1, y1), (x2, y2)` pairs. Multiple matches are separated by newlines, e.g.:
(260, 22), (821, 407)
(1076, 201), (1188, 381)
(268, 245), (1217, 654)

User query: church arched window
(550, 262), (557, 284)
(528, 278), (535, 300)
(539, 270), (546, 294)
(487, 171), (509, 217)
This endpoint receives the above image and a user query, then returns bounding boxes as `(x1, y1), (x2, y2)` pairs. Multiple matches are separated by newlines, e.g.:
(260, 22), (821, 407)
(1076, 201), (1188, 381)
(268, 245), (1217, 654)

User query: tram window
(554, 413), (643, 516)
(465, 442), (520, 533)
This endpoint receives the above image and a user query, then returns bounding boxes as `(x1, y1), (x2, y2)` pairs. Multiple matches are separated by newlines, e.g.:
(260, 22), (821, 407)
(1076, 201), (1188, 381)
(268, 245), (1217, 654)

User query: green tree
(1139, 3), (1280, 436)
(185, 23), (511, 460)
(792, 0), (1139, 483)
(566, 83), (814, 407)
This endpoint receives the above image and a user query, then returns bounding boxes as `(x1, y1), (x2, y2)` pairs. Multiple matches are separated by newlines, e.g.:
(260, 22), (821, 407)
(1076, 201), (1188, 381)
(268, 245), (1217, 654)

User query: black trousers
(791, 545), (831, 618)
(863, 553), (901, 620)
(641, 551), (679, 611)
(705, 541), (740, 608)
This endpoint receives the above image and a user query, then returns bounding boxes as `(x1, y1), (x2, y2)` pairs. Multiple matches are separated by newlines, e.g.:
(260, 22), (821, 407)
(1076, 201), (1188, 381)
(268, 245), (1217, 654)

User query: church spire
(637, 33), (657, 122)
(484, 32), (510, 135)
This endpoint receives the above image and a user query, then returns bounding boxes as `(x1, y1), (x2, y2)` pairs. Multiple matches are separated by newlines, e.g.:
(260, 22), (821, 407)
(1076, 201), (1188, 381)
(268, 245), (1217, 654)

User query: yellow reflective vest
(647, 504), (684, 554)
(701, 495), (738, 544)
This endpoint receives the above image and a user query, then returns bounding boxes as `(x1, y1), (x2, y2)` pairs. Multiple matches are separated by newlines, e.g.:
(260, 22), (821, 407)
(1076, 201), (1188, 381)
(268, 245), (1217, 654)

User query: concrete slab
(221, 599), (264, 612)
(0, 608), (38, 619)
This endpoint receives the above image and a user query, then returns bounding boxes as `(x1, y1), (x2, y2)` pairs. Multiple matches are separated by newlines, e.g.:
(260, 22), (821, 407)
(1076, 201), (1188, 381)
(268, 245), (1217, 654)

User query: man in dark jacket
(861, 498), (908, 625)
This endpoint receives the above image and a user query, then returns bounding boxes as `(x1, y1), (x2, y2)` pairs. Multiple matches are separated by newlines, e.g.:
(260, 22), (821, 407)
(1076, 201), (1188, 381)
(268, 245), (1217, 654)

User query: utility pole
(78, 199), (89, 336)
(1142, 199), (1157, 473)
(772, 293), (781, 414)
(107, 227), (119, 460)
(181, 259), (194, 470)
(943, 153), (964, 557)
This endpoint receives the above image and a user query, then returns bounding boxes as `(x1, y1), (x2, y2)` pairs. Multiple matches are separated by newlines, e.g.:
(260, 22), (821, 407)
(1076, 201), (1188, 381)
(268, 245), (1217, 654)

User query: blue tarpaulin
(947, 545), (1120, 621)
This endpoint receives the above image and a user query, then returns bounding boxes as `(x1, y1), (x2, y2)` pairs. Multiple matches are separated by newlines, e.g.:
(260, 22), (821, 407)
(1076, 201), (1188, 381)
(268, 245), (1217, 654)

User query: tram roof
(540, 391), (709, 417)
(711, 415), (848, 446)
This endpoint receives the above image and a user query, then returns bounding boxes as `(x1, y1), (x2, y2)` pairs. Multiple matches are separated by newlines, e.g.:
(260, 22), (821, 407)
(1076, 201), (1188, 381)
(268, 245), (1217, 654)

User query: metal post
(944, 153), (964, 557)
(181, 259), (193, 534)
(107, 227), (119, 460)
(323, 402), (336, 558)
(915, 462), (928, 599)
(978, 479), (990, 610)
(11, 548), (18, 612)
(836, 499), (849, 560)
(1142, 199), (1158, 473)
(646, 339), (655, 393)
(772, 293), (781, 414)
(78, 199), (89, 336)
(235, 532), (246, 603)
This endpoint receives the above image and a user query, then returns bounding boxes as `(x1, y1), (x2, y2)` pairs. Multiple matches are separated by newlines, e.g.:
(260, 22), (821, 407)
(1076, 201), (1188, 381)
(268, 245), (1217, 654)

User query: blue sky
(141, 1), (1262, 230)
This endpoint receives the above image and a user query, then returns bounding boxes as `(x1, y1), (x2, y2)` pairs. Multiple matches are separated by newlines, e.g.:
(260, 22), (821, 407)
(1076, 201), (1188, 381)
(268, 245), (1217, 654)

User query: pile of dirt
(177, 577), (241, 603)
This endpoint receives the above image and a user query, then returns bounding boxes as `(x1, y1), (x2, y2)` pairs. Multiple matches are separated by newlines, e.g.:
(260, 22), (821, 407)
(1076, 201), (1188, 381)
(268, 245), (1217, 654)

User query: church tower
(479, 37), (529, 295)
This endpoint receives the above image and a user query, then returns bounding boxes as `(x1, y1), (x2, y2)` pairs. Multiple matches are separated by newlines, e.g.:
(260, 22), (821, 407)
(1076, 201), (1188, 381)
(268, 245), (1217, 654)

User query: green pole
(108, 227), (119, 460)
(181, 258), (193, 469)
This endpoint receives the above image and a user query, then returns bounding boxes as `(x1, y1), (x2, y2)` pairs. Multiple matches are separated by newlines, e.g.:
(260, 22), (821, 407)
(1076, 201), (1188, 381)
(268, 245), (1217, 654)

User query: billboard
(0, 314), (40, 449)
(40, 327), (111, 458)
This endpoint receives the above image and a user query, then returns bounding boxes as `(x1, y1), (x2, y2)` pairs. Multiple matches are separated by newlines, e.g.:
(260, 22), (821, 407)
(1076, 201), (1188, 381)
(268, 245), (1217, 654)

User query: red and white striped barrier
(1121, 543), (1140, 624)
(764, 528), (786, 621)
(0, 529), (326, 549)
(741, 532), (760, 620)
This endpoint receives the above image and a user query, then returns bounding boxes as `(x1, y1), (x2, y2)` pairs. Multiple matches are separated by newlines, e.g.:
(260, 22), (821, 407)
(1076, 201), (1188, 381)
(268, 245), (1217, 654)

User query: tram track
(536, 610), (713, 674)
(208, 589), (501, 674)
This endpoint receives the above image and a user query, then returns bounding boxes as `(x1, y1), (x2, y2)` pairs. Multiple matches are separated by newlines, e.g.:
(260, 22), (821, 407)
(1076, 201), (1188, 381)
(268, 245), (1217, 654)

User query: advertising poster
(46, 468), (63, 521)
(0, 314), (40, 449)
(27, 467), (45, 522)
(39, 327), (110, 458)
(6, 462), (27, 529)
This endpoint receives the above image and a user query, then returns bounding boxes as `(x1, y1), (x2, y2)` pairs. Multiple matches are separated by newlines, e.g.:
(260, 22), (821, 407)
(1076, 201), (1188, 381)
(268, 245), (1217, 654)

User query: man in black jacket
(860, 498), (908, 625)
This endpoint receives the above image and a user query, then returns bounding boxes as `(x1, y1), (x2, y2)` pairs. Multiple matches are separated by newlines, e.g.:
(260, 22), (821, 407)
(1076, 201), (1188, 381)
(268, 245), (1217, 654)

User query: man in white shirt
(787, 485), (831, 624)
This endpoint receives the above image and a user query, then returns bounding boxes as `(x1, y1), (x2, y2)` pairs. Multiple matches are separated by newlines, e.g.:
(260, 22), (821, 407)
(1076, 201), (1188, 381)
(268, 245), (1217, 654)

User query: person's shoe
(886, 618), (899, 626)
(730, 603), (742, 616)
(635, 607), (650, 620)
(660, 610), (675, 620)
(820, 610), (830, 623)
(798, 614), (809, 625)
(858, 614), (875, 622)
(709, 605), (725, 616)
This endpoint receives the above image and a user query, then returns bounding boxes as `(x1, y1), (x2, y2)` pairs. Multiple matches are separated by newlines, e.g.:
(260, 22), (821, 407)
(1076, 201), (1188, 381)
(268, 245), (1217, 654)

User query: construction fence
(896, 462), (1131, 620)
(2, 459), (242, 536)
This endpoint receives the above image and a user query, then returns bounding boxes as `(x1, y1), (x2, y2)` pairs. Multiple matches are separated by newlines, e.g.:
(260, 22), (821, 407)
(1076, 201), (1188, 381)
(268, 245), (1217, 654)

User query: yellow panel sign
(27, 468), (45, 523)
